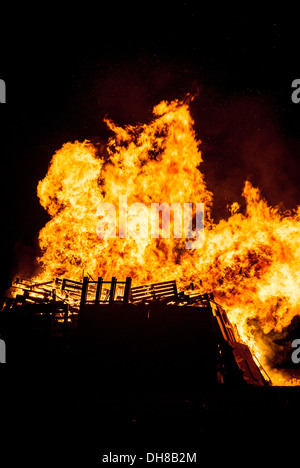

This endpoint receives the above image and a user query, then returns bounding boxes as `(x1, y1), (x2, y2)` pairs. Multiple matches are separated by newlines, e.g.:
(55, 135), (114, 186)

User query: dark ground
(1, 364), (300, 466)
(1, 301), (300, 466)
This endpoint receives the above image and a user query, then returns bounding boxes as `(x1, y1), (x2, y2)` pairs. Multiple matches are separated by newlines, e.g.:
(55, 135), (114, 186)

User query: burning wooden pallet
(0, 275), (271, 386)
(9, 277), (57, 304)
(0, 276), (133, 346)
(4, 276), (184, 312)
(0, 278), (72, 344)
(130, 280), (179, 303)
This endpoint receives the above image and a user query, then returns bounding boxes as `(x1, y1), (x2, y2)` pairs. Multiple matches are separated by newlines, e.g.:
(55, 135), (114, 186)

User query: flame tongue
(36, 99), (213, 284)
(35, 98), (300, 385)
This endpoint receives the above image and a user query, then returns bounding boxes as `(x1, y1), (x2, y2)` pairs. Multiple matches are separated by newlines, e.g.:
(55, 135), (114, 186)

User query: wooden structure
(130, 280), (179, 303)
(0, 276), (271, 386)
(74, 279), (270, 387)
(54, 276), (131, 308)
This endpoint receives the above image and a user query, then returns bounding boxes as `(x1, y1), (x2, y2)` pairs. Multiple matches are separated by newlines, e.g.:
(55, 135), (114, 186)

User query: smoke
(64, 57), (300, 225)
(87, 61), (300, 225)
(189, 89), (300, 221)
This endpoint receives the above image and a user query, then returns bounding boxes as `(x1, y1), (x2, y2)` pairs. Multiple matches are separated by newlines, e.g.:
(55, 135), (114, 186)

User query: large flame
(35, 98), (300, 385)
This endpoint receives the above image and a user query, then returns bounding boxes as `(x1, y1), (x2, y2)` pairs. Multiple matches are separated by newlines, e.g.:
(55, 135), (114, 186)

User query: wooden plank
(153, 283), (176, 291)
(131, 280), (175, 292)
(131, 296), (153, 303)
(153, 280), (176, 287)
(131, 288), (154, 296)
(109, 277), (117, 304)
(29, 280), (53, 288)
(131, 283), (176, 292)
(63, 285), (83, 292)
(130, 284), (154, 292)
(123, 277), (132, 304)
(64, 290), (82, 298)
(63, 284), (83, 291)
(63, 278), (83, 286)
(130, 280), (178, 303)
(151, 280), (177, 287)
(130, 289), (154, 297)
(95, 277), (103, 304)
(131, 280), (176, 289)
(79, 276), (89, 319)
(229, 342), (265, 386)
(130, 291), (153, 299)
(131, 288), (167, 297)
(153, 287), (176, 295)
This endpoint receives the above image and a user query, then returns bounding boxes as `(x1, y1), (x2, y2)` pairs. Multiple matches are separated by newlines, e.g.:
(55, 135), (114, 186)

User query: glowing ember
(34, 98), (300, 385)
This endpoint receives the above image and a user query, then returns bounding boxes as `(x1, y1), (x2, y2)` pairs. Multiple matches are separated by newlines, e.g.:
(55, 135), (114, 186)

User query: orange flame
(34, 98), (300, 385)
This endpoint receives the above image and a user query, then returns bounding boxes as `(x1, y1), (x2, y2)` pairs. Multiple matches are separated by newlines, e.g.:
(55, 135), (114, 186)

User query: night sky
(1, 8), (300, 294)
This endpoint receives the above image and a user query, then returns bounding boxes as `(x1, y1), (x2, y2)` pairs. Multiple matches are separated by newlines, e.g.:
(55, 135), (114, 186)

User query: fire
(34, 98), (300, 385)
(36, 99), (213, 284)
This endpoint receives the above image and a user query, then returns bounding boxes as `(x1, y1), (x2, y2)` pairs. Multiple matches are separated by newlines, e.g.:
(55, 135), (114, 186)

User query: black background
(1, 7), (300, 294)
(2, 6), (300, 465)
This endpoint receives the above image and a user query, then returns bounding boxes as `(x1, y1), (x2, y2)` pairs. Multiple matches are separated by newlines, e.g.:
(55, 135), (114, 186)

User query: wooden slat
(95, 277), (103, 304)
(152, 280), (176, 287)
(130, 280), (177, 303)
(64, 288), (82, 294)
(109, 277), (117, 304)
(123, 277), (132, 304)
(131, 288), (154, 295)
(131, 280), (176, 292)
(153, 283), (176, 290)
(131, 286), (176, 296)
(131, 294), (153, 301)
(130, 288), (165, 296)
(153, 287), (176, 294)
(130, 291), (153, 298)
(62, 283), (83, 291)
(63, 278), (83, 286)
